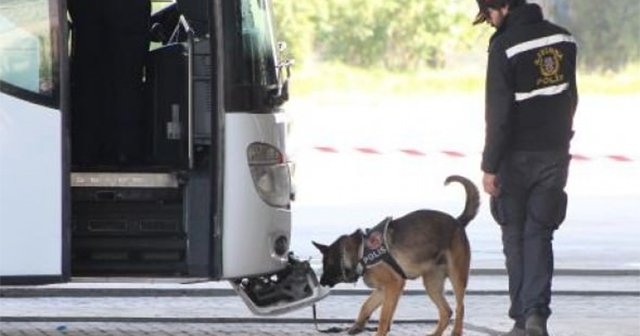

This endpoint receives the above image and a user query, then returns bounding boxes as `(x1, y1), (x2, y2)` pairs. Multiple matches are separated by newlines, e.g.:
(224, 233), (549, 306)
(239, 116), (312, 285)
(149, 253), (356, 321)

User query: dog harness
(356, 217), (407, 279)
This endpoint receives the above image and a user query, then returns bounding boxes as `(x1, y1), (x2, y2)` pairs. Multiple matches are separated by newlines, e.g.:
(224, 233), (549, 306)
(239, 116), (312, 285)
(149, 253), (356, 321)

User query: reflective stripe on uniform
(506, 33), (576, 59)
(515, 82), (569, 102)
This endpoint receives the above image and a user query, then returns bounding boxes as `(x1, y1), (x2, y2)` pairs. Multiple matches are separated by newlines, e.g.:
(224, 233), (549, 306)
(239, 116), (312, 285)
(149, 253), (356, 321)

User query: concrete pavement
(1, 271), (639, 297)
(1, 294), (638, 335)
(1, 272), (639, 336)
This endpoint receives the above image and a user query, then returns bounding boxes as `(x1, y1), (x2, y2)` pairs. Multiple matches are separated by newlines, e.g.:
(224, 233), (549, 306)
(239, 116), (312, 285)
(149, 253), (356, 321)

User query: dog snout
(319, 275), (336, 288)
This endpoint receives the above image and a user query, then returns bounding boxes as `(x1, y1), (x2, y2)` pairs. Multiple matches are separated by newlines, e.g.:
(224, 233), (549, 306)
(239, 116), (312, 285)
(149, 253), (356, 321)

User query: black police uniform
(481, 3), (578, 328)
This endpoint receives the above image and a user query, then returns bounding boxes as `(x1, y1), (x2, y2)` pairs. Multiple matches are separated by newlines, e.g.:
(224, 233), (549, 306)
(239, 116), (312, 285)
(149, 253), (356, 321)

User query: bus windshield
(239, 0), (278, 88)
(224, 0), (280, 112)
(0, 0), (56, 104)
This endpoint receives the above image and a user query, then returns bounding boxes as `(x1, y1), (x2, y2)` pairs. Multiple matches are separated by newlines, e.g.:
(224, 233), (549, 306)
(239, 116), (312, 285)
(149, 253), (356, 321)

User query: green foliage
(273, 0), (480, 70)
(563, 0), (640, 72)
(271, 1), (320, 66)
(317, 0), (393, 67)
(271, 0), (640, 72)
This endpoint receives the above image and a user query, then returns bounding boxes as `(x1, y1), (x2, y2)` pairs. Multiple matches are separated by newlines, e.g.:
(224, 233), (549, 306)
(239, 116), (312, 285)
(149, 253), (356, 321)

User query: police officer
(473, 0), (578, 335)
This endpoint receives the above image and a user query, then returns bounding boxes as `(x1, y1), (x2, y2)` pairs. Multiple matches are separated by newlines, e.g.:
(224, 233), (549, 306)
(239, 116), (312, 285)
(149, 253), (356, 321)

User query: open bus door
(0, 0), (68, 284)
(1, 0), (327, 315)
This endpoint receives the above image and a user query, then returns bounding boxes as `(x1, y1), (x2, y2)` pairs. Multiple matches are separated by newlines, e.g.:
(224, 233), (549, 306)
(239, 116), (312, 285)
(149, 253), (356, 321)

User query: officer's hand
(483, 173), (500, 197)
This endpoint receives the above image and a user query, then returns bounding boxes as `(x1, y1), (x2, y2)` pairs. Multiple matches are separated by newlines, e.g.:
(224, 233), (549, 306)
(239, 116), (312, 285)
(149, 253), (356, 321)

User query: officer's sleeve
(481, 42), (514, 174)
(569, 49), (579, 119)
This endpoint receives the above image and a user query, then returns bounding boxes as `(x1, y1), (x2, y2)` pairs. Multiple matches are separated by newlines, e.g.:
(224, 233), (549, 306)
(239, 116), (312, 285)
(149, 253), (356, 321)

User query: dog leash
(312, 304), (378, 334)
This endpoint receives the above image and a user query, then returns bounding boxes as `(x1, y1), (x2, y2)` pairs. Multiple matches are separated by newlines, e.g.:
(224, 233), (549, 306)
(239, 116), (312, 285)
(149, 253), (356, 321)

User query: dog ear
(312, 241), (328, 254)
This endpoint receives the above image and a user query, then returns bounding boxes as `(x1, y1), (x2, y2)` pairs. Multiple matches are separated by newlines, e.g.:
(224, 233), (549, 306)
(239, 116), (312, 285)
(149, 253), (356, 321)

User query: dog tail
(444, 175), (480, 227)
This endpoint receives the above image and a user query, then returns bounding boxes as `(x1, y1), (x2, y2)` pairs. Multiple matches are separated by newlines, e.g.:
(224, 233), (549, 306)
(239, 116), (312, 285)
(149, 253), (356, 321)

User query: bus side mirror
(278, 41), (287, 53)
(272, 41), (294, 106)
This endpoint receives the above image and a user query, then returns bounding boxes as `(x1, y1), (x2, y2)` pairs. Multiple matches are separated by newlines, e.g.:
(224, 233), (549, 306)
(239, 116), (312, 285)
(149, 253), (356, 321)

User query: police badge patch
(360, 217), (407, 278)
(366, 231), (383, 250)
(362, 219), (390, 267)
(535, 47), (564, 86)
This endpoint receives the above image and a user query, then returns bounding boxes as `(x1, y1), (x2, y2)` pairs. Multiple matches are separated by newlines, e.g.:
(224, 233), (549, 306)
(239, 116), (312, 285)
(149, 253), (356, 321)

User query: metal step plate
(71, 173), (179, 188)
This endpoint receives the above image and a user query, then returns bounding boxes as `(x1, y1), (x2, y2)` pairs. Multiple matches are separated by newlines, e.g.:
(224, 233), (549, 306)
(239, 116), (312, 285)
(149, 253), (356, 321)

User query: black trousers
(69, 0), (150, 165)
(490, 150), (570, 327)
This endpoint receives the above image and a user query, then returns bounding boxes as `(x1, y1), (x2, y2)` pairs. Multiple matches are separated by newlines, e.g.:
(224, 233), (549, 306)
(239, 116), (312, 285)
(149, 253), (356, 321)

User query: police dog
(312, 175), (479, 336)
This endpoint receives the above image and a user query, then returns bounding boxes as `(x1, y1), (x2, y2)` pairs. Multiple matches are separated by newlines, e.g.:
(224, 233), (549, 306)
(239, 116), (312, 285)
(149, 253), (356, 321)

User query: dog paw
(347, 324), (365, 335)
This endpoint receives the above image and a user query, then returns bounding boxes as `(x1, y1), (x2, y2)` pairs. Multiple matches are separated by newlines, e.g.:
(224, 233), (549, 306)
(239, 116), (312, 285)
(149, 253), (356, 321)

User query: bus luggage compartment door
(71, 173), (186, 276)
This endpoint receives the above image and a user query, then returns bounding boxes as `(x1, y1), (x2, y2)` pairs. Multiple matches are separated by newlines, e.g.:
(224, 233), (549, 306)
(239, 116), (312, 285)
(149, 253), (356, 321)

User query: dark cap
(472, 10), (487, 25)
(473, 0), (499, 25)
(473, 0), (526, 25)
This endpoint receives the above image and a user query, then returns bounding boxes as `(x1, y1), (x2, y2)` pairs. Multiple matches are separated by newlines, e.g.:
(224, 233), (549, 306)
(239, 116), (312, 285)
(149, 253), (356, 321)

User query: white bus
(0, 0), (327, 315)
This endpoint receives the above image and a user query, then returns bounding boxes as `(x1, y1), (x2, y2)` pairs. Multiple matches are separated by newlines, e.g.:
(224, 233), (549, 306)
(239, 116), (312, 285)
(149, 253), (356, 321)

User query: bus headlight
(247, 142), (291, 208)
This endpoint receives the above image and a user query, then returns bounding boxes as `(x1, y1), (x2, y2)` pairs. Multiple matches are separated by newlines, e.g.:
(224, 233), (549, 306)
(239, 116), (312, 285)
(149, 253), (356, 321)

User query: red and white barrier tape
(309, 146), (635, 163)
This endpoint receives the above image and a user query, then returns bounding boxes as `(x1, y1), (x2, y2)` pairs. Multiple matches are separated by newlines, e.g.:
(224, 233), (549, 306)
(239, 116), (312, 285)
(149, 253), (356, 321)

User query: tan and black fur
(312, 175), (480, 336)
